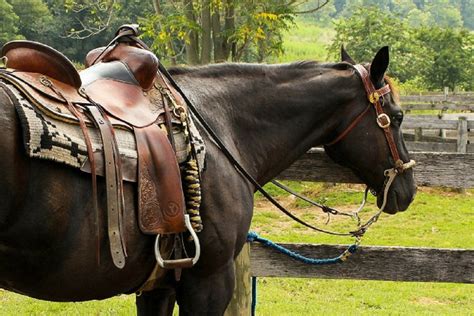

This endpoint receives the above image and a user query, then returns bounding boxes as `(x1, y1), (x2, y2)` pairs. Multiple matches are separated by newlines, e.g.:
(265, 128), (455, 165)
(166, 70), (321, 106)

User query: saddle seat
(2, 40), (163, 129)
(1, 40), (81, 89)
(79, 44), (161, 128)
(84, 43), (159, 91)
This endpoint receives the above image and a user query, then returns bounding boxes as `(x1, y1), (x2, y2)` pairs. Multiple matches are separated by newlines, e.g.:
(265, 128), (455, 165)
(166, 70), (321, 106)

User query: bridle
(324, 63), (416, 227)
(159, 61), (416, 241)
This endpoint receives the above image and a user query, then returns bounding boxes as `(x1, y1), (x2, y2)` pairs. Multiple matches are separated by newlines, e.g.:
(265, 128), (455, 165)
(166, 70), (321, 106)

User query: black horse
(0, 47), (415, 315)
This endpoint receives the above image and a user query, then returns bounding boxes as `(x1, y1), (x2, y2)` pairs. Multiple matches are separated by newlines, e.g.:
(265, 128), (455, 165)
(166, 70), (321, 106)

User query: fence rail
(250, 243), (474, 283)
(400, 91), (474, 112)
(278, 148), (474, 188)
(403, 115), (473, 153)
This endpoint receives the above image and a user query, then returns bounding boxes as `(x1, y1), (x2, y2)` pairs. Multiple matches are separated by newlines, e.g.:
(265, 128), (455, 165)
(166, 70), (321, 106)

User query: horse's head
(324, 46), (416, 214)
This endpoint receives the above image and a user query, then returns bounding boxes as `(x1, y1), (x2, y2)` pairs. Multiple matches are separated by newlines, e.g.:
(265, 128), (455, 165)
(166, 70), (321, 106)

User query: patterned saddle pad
(3, 81), (206, 179)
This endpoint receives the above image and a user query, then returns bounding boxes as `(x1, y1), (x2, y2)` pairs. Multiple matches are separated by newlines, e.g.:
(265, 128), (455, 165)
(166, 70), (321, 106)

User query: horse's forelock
(384, 76), (400, 103)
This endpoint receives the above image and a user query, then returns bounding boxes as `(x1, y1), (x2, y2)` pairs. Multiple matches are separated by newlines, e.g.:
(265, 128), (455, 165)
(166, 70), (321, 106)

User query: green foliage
(425, 0), (464, 28)
(8, 0), (54, 43)
(0, 0), (22, 45)
(139, 0), (298, 64)
(328, 7), (426, 82)
(329, 5), (473, 90)
(416, 26), (474, 91)
(140, 11), (199, 60)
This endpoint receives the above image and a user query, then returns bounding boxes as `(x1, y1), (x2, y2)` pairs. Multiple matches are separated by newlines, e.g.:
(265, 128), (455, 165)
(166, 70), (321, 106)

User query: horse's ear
(370, 46), (389, 85)
(341, 45), (355, 64)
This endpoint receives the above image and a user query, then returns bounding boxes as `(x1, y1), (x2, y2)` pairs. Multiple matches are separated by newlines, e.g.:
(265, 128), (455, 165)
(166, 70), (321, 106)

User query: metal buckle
(376, 113), (391, 128)
(78, 87), (88, 98)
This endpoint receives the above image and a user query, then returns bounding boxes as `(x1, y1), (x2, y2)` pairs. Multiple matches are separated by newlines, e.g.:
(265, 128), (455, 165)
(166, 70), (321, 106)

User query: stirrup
(154, 215), (201, 269)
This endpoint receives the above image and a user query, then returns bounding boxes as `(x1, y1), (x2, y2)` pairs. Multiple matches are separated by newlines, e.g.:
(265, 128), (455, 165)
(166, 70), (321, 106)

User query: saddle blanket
(3, 81), (206, 175)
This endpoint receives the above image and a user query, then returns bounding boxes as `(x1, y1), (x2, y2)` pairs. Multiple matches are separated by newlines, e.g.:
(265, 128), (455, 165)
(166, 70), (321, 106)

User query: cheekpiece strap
(353, 64), (402, 169)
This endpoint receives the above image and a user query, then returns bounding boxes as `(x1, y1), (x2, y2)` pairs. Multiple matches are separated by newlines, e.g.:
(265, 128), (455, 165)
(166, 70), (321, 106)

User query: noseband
(326, 64), (415, 212)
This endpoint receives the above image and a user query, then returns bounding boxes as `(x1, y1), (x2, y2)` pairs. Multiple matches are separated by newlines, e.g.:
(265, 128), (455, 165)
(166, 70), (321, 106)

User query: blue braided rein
(247, 232), (358, 315)
(247, 231), (358, 264)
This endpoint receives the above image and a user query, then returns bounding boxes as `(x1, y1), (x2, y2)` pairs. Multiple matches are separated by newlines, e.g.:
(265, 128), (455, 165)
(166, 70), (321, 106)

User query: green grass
(1, 184), (472, 315)
(0, 291), (136, 315)
(252, 183), (474, 315)
(268, 20), (335, 63)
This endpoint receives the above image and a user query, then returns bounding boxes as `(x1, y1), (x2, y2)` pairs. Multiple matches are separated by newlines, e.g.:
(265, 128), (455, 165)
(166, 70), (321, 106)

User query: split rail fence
(225, 91), (474, 315)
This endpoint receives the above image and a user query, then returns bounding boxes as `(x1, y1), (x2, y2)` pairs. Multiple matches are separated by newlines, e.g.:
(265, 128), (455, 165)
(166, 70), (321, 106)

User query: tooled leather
(135, 125), (186, 235)
(82, 79), (160, 128)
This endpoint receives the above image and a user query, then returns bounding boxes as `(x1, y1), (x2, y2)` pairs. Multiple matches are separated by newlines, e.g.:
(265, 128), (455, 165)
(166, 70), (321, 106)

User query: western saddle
(0, 25), (200, 270)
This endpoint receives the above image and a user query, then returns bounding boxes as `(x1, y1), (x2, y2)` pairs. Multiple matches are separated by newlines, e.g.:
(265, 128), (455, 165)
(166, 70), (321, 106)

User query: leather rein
(159, 62), (415, 239)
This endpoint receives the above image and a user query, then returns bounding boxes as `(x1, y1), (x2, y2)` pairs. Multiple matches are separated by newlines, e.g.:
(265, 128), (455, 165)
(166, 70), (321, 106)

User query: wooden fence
(400, 91), (473, 154)
(403, 115), (473, 153)
(225, 146), (474, 315)
(400, 91), (474, 112)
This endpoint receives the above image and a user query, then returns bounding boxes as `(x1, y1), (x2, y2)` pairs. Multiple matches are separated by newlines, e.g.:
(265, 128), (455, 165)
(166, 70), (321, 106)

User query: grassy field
(253, 183), (474, 315)
(0, 184), (472, 315)
(268, 20), (335, 63)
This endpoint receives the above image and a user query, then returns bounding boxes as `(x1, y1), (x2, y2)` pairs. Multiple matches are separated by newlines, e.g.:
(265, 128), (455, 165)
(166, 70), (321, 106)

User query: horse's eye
(393, 112), (404, 125)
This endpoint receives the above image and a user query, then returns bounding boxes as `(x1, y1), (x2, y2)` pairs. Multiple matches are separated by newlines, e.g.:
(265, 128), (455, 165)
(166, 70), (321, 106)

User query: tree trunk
(183, 0), (199, 64)
(212, 5), (225, 62)
(151, 0), (161, 14)
(201, 0), (212, 64)
(224, 0), (235, 61)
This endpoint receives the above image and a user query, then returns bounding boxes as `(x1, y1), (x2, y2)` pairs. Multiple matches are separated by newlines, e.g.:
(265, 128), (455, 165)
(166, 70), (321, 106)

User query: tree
(8, 0), (54, 43)
(416, 27), (473, 91)
(0, 0), (22, 46)
(39, 0), (153, 61)
(328, 6), (426, 82)
(329, 5), (473, 90)
(425, 0), (463, 28)
(140, 0), (329, 65)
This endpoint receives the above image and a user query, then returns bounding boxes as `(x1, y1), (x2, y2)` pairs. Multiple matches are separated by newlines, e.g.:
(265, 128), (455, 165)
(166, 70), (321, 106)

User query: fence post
(444, 87), (449, 101)
(457, 117), (468, 154)
(224, 243), (251, 316)
(414, 127), (423, 141)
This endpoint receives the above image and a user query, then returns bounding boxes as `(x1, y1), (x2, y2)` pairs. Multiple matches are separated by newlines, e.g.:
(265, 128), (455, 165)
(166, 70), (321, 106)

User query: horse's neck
(174, 63), (351, 184)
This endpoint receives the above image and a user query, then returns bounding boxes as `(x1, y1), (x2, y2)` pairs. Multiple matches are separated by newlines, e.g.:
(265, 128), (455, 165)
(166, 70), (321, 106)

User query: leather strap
(327, 64), (403, 172)
(88, 105), (127, 269)
(162, 93), (176, 151)
(353, 64), (402, 169)
(41, 77), (102, 265)
(134, 125), (186, 234)
(326, 103), (371, 146)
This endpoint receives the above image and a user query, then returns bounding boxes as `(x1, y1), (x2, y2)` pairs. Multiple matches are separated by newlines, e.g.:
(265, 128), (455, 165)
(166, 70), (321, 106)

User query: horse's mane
(384, 76), (400, 103)
(168, 60), (348, 78)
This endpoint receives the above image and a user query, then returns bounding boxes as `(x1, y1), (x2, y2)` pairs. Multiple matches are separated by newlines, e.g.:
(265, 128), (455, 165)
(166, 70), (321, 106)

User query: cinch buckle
(376, 113), (391, 129)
